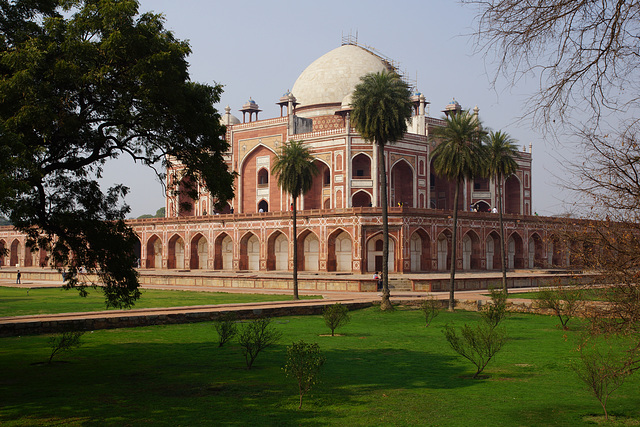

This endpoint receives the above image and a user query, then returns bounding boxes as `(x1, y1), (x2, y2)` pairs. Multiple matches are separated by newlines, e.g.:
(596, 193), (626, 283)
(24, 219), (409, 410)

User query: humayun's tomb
(1, 42), (576, 284)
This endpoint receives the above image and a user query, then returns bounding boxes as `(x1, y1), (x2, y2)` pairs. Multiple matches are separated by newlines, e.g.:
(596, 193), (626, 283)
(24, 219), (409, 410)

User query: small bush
(238, 317), (281, 369)
(48, 331), (85, 364)
(323, 303), (350, 336)
(214, 312), (237, 347)
(443, 322), (507, 379)
(480, 287), (508, 329)
(420, 297), (441, 327)
(535, 282), (582, 329)
(283, 340), (326, 409)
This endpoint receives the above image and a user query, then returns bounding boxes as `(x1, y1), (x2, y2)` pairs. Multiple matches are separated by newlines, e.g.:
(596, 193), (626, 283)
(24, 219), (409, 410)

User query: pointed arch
(410, 228), (431, 272)
(297, 230), (320, 272)
(352, 153), (372, 179)
(239, 143), (278, 214)
(507, 232), (524, 269)
(366, 232), (396, 272)
(267, 231), (288, 271)
(305, 159), (331, 210)
(327, 228), (352, 272)
(146, 235), (162, 269)
(390, 158), (414, 207)
(168, 234), (185, 269)
(436, 230), (452, 271)
(504, 175), (521, 214)
(352, 190), (372, 208)
(462, 230), (481, 270)
(529, 233), (544, 268)
(485, 231), (501, 270)
(190, 233), (208, 269)
(239, 232), (260, 271)
(214, 233), (233, 270)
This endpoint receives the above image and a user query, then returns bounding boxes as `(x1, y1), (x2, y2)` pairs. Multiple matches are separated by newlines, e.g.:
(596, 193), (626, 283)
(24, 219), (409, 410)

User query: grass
(1, 306), (639, 426)
(0, 286), (320, 317)
(507, 288), (604, 301)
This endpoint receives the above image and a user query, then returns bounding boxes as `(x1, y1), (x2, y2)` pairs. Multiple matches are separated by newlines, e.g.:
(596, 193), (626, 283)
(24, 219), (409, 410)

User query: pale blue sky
(100, 0), (572, 217)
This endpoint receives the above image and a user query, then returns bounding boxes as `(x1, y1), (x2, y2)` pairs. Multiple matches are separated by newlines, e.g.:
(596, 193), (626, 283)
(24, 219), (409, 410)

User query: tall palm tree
(350, 70), (412, 311)
(430, 111), (486, 310)
(272, 139), (318, 300)
(483, 130), (520, 293)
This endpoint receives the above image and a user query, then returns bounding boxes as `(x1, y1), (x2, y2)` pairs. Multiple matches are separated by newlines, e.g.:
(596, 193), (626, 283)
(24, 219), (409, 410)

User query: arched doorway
(486, 231), (502, 270)
(190, 234), (208, 269)
(240, 233), (260, 270)
(178, 176), (195, 217)
(436, 231), (451, 271)
(352, 191), (372, 208)
(10, 239), (20, 266)
(352, 153), (372, 179)
(504, 176), (521, 214)
(462, 231), (481, 270)
(507, 233), (524, 269)
(327, 230), (352, 272)
(305, 160), (329, 210)
(267, 232), (288, 271)
(168, 235), (185, 269)
(299, 231), (319, 272)
(529, 233), (544, 268)
(221, 235), (233, 270)
(366, 234), (395, 272)
(146, 235), (162, 268)
(391, 160), (414, 207)
(410, 229), (431, 272)
(257, 200), (268, 213)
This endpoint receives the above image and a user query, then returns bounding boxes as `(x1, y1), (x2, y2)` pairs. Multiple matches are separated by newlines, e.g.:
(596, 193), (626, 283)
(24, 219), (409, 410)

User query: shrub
(323, 303), (350, 336)
(535, 282), (582, 329)
(238, 317), (281, 369)
(420, 297), (441, 327)
(48, 331), (85, 364)
(480, 287), (508, 329)
(213, 312), (237, 347)
(443, 322), (507, 379)
(283, 340), (326, 409)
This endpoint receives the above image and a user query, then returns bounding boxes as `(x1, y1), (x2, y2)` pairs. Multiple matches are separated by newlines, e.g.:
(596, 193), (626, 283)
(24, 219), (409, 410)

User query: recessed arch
(436, 230), (452, 271)
(366, 232), (396, 272)
(410, 228), (431, 272)
(352, 190), (372, 208)
(267, 231), (288, 271)
(168, 234), (185, 269)
(529, 233), (544, 268)
(327, 228), (352, 272)
(485, 231), (501, 270)
(462, 230), (481, 270)
(305, 159), (330, 210)
(352, 153), (372, 179)
(214, 233), (233, 270)
(297, 230), (319, 272)
(146, 234), (162, 269)
(257, 199), (269, 213)
(240, 232), (260, 270)
(390, 158), (414, 207)
(190, 233), (208, 269)
(507, 232), (524, 269)
(505, 175), (521, 214)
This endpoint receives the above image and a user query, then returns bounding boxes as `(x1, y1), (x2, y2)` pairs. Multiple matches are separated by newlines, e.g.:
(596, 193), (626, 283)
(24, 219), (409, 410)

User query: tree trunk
(378, 142), (393, 311)
(448, 181), (460, 311)
(292, 197), (299, 300)
(498, 175), (508, 293)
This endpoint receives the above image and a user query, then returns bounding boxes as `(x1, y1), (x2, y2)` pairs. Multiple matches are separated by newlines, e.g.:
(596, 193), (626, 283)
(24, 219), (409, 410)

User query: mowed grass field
(0, 286), (320, 317)
(1, 305), (639, 426)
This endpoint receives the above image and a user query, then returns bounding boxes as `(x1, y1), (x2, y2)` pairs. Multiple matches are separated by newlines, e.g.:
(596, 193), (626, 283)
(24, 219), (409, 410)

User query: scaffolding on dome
(341, 31), (416, 92)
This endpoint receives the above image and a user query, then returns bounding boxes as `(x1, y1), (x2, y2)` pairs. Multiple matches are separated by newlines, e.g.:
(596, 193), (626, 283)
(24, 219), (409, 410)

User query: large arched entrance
(327, 230), (352, 272)
(213, 234), (233, 271)
(305, 160), (330, 210)
(146, 235), (162, 268)
(507, 232), (524, 269)
(391, 160), (414, 207)
(436, 231), (452, 271)
(298, 231), (319, 272)
(485, 231), (501, 270)
(366, 234), (395, 272)
(410, 229), (431, 272)
(190, 234), (208, 269)
(168, 235), (185, 269)
(267, 231), (288, 271)
(462, 231), (481, 270)
(240, 233), (260, 270)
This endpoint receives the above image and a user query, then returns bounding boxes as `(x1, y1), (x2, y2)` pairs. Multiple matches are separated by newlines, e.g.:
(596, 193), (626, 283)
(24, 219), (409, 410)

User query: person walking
(16, 270), (21, 284)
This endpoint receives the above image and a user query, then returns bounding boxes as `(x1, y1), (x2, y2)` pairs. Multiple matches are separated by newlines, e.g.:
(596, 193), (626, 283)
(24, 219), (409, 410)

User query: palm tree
(430, 111), (486, 310)
(350, 70), (412, 311)
(483, 130), (520, 293)
(272, 139), (318, 300)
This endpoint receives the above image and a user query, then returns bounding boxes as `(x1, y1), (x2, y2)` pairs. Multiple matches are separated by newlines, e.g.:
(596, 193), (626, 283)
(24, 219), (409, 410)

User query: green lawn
(0, 286), (319, 317)
(507, 288), (603, 301)
(1, 307), (638, 426)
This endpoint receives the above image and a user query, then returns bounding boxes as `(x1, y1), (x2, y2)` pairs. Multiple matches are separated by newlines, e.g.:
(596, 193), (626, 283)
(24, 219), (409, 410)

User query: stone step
(389, 279), (412, 291)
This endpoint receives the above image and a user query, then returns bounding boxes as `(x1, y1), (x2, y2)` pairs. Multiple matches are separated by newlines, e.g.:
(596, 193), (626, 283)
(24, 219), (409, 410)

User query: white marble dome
(291, 44), (393, 117)
(220, 105), (241, 126)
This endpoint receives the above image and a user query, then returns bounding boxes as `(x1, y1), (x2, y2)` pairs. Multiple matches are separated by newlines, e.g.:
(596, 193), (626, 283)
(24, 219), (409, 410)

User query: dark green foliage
(480, 287), (508, 329)
(237, 317), (282, 369)
(420, 297), (441, 327)
(48, 331), (84, 364)
(213, 312), (237, 347)
(443, 322), (507, 379)
(535, 283), (582, 329)
(0, 0), (234, 308)
(283, 340), (325, 409)
(323, 303), (351, 336)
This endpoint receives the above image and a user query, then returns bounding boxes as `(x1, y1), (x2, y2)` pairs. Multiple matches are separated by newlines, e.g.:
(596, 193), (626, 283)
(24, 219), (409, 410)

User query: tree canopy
(0, 0), (235, 308)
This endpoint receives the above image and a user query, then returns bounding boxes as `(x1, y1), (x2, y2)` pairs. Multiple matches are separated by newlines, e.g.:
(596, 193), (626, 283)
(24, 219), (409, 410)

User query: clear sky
(99, 0), (573, 218)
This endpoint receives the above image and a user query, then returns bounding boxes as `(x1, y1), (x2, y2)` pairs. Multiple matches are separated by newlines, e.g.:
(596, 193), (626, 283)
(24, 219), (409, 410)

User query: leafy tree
(430, 111), (486, 310)
(322, 303), (350, 336)
(480, 287), (508, 330)
(213, 312), (237, 347)
(272, 139), (318, 300)
(237, 317), (282, 369)
(350, 70), (412, 311)
(155, 207), (165, 218)
(48, 331), (84, 364)
(0, 0), (234, 308)
(419, 296), (441, 327)
(283, 340), (325, 409)
(534, 282), (582, 330)
(482, 131), (520, 293)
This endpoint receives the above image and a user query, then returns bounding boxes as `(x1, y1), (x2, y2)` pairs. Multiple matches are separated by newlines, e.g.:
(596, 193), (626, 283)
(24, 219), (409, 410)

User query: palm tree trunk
(448, 181), (460, 311)
(292, 197), (299, 300)
(498, 176), (507, 294)
(378, 142), (393, 311)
